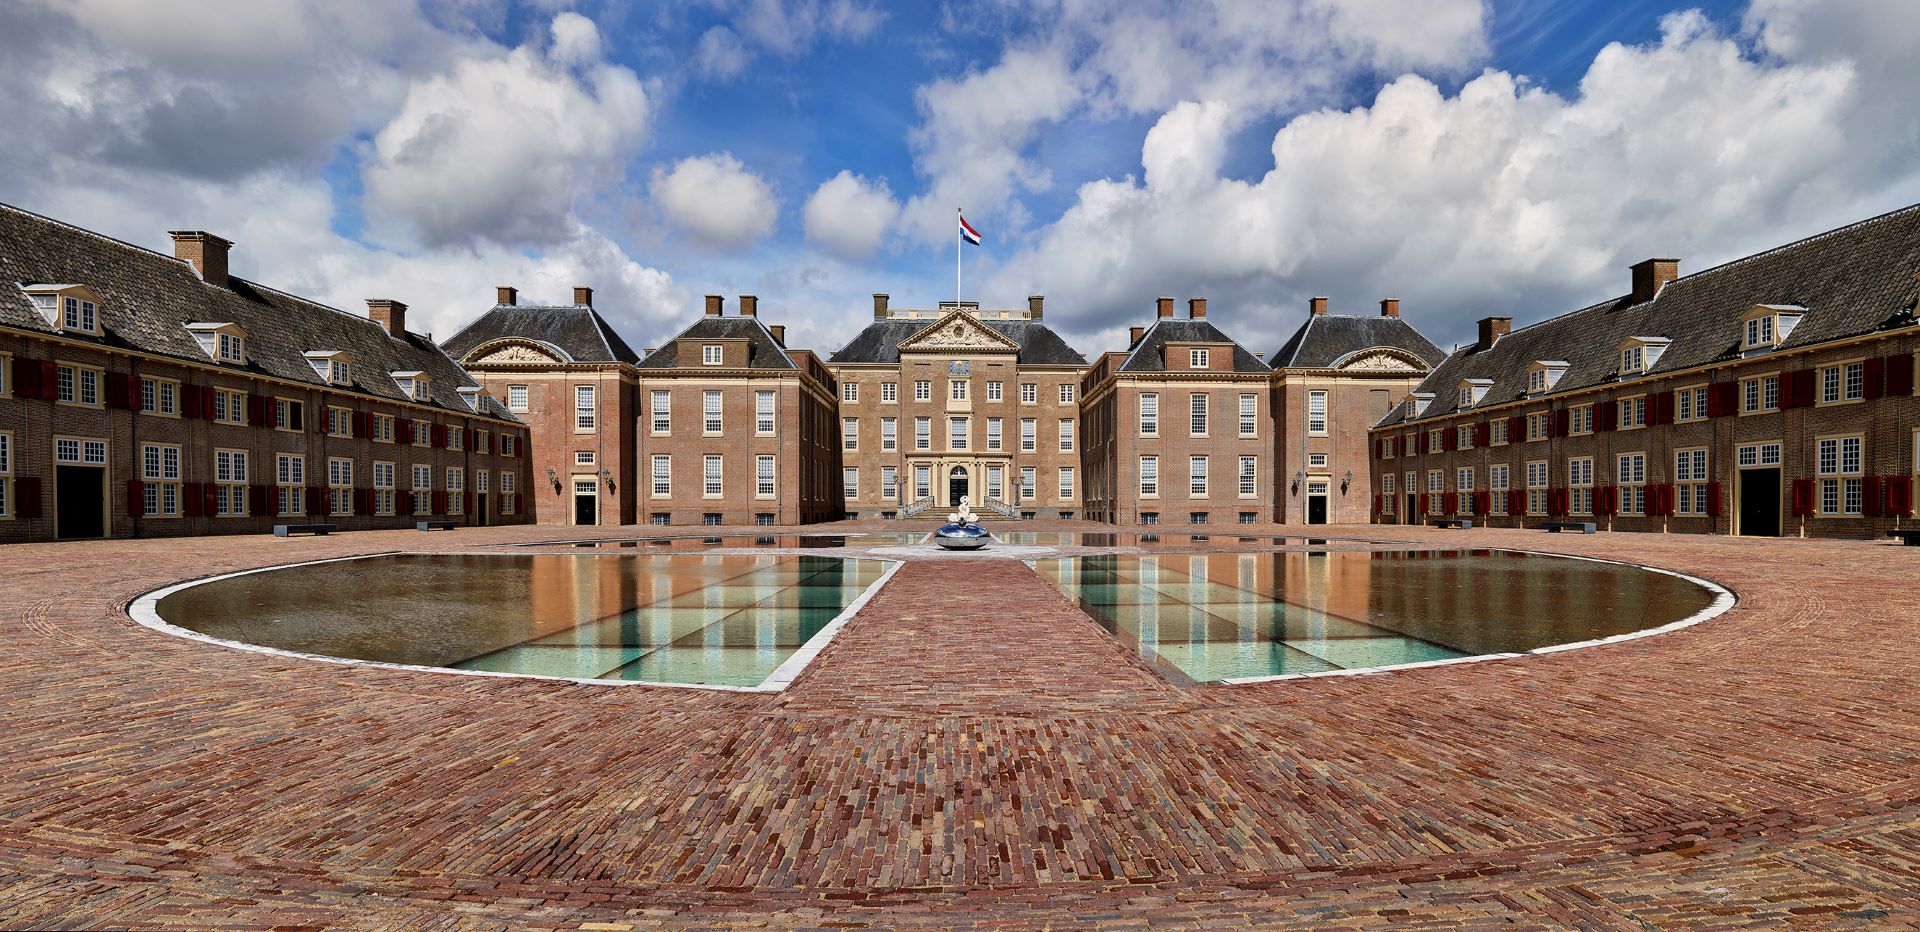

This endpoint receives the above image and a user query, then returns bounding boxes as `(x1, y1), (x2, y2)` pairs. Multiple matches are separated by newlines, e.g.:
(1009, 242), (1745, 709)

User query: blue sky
(2, 0), (1912, 359)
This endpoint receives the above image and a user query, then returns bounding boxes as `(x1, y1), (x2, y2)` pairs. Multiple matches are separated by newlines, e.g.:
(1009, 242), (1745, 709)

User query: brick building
(0, 203), (531, 543)
(1371, 202), (1920, 539)
(443, 286), (642, 526)
(828, 295), (1087, 518)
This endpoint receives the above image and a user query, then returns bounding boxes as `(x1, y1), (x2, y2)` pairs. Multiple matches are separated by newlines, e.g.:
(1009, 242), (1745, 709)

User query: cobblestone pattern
(1, 520), (1917, 929)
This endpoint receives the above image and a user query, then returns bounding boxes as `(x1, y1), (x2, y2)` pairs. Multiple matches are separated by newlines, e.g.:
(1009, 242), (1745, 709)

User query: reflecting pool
(152, 553), (891, 687)
(1033, 550), (1719, 683)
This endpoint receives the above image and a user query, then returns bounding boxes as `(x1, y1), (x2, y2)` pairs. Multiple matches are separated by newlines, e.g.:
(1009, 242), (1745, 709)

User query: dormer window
(457, 386), (484, 412)
(1190, 348), (1210, 368)
(1526, 361), (1569, 396)
(702, 344), (723, 365)
(1741, 304), (1803, 352)
(186, 322), (246, 364)
(391, 370), (430, 401)
(1618, 337), (1670, 377)
(303, 351), (353, 386)
(1410, 392), (1434, 417)
(22, 284), (104, 336)
(1457, 379), (1493, 408)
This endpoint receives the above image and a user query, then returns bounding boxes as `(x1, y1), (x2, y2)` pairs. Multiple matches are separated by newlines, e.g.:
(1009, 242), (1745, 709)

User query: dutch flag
(959, 211), (982, 246)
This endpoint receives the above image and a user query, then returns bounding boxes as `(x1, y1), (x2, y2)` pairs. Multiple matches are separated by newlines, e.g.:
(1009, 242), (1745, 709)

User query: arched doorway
(947, 466), (969, 507)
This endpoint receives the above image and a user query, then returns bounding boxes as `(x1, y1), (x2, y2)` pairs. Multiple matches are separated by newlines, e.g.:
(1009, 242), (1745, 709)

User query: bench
(1888, 529), (1920, 546)
(1432, 518), (1473, 529)
(416, 520), (458, 531)
(1544, 521), (1597, 534)
(273, 523), (337, 537)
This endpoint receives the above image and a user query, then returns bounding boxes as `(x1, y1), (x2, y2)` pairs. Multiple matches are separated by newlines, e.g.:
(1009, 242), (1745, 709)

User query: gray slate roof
(1119, 319), (1270, 373)
(636, 316), (795, 370)
(830, 319), (1087, 366)
(0, 202), (517, 421)
(442, 303), (640, 364)
(1378, 201), (1920, 427)
(1269, 314), (1446, 369)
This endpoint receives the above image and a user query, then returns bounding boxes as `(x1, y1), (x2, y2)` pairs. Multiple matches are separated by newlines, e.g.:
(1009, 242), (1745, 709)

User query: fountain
(933, 497), (990, 550)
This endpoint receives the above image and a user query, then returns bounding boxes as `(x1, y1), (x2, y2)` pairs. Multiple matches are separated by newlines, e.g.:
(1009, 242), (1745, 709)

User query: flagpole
(955, 206), (962, 303)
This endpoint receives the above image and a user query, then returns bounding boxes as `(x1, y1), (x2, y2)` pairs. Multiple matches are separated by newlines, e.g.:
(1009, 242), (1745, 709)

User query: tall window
(651, 390), (670, 433)
(881, 417), (898, 451)
(1569, 404), (1592, 435)
(1058, 467), (1074, 498)
(1490, 419), (1508, 445)
(1190, 393), (1208, 435)
(915, 417), (931, 450)
(843, 417), (859, 450)
(842, 466), (858, 499)
(1489, 465), (1509, 516)
(1189, 456), (1208, 496)
(1238, 456), (1257, 496)
(914, 465), (931, 500)
(412, 465), (432, 516)
(1527, 412), (1549, 441)
(276, 453), (305, 516)
(1139, 393), (1159, 435)
(141, 444), (181, 516)
(703, 455), (723, 496)
(985, 417), (1001, 451)
(758, 456), (776, 497)
(986, 466), (1003, 500)
(372, 461), (395, 516)
(1675, 448), (1708, 516)
(1058, 419), (1074, 452)
(1816, 435), (1863, 515)
(1020, 418), (1036, 452)
(329, 457), (354, 515)
(1139, 456), (1159, 496)
(574, 385), (595, 430)
(843, 382), (859, 402)
(500, 472), (518, 515)
(446, 468), (465, 515)
(1676, 385), (1708, 422)
(881, 381), (897, 402)
(949, 417), (968, 449)
(652, 455), (671, 496)
(756, 391), (775, 434)
(1526, 461), (1549, 515)
(1568, 457), (1594, 515)
(1427, 470), (1445, 515)
(1307, 390), (1327, 435)
(1381, 473), (1397, 516)
(986, 381), (1002, 401)
(1020, 467), (1036, 500)
(881, 466), (897, 500)
(1617, 453), (1647, 515)
(214, 449), (248, 516)
(703, 391), (723, 433)
(1239, 394), (1257, 436)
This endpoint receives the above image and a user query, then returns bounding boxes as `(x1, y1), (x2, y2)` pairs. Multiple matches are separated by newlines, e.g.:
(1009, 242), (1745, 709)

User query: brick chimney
(1028, 295), (1045, 319)
(169, 231), (232, 288)
(572, 285), (593, 307)
(1188, 297), (1207, 319)
(1156, 297), (1174, 319)
(1380, 298), (1400, 318)
(1630, 258), (1679, 303)
(496, 285), (518, 306)
(739, 294), (758, 317)
(1309, 296), (1329, 316)
(367, 299), (408, 338)
(1129, 325), (1145, 346)
(1476, 316), (1511, 352)
(705, 294), (723, 316)
(873, 293), (889, 319)
(770, 324), (786, 346)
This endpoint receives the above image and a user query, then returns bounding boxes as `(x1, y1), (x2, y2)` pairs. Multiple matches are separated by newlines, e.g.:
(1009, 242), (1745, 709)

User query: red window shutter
(247, 394), (263, 426)
(128, 479), (146, 514)
(182, 481), (201, 517)
(1862, 476), (1882, 518)
(18, 477), (42, 518)
(305, 486), (322, 515)
(1789, 369), (1816, 409)
(39, 361), (58, 400)
(107, 372), (130, 410)
(435, 490), (448, 515)
(183, 384), (202, 418)
(432, 424), (447, 448)
(1418, 492), (1428, 514)
(1889, 476), (1913, 516)
(250, 484), (269, 516)
(397, 489), (412, 514)
(1442, 491), (1455, 514)
(1887, 353), (1914, 397)
(463, 491), (472, 514)
(1442, 429), (1455, 452)
(1791, 477), (1814, 516)
(203, 483), (219, 516)
(1372, 494), (1382, 514)
(11, 357), (35, 397)
(1594, 402), (1613, 432)
(1706, 382), (1733, 417)
(1507, 415), (1524, 439)
(1864, 358), (1885, 399)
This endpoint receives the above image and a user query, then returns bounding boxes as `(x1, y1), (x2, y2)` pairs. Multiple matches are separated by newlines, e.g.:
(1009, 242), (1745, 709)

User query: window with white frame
(1489, 465), (1509, 515)
(1526, 460), (1549, 515)
(1020, 466), (1036, 500)
(914, 465), (931, 500)
(276, 453), (305, 516)
(881, 381), (897, 402)
(949, 417), (968, 450)
(1456, 467), (1475, 493)
(1458, 425), (1474, 450)
(881, 417), (898, 451)
(843, 382), (858, 403)
(985, 380), (1001, 401)
(1190, 393), (1208, 435)
(1058, 419), (1074, 451)
(410, 418), (429, 446)
(62, 294), (99, 333)
(914, 380), (932, 401)
(1427, 470), (1444, 515)
(499, 471), (517, 514)
(575, 450), (595, 466)
(1616, 453), (1646, 515)
(1307, 390), (1327, 435)
(1190, 456), (1208, 496)
(881, 466), (897, 500)
(1736, 441), (1782, 467)
(446, 468), (464, 514)
(702, 344), (723, 365)
(1742, 375), (1779, 413)
(1819, 361), (1866, 404)
(756, 391), (775, 434)
(1621, 345), (1644, 375)
(703, 455), (723, 496)
(1238, 394), (1257, 435)
(1619, 396), (1647, 429)
(1020, 418), (1036, 452)
(574, 385), (596, 430)
(1529, 369), (1546, 394)
(214, 449), (248, 516)
(1526, 412), (1549, 441)
(272, 398), (305, 432)
(985, 466), (1002, 500)
(57, 364), (102, 407)
(1381, 473), (1397, 515)
(1675, 448), (1708, 516)
(842, 466), (858, 499)
(1308, 453), (1328, 468)
(984, 417), (1000, 451)
(1238, 456), (1257, 496)
(1428, 428), (1444, 452)
(1139, 393), (1158, 435)
(1058, 467), (1074, 498)
(1059, 384), (1075, 404)
(329, 458), (354, 515)
(757, 456), (776, 497)
(325, 406), (350, 438)
(1745, 315), (1774, 349)
(651, 455), (671, 496)
(1568, 457), (1593, 515)
(140, 378), (178, 416)
(1139, 455), (1159, 496)
(1189, 348), (1210, 368)
(950, 379), (968, 401)
(651, 391), (670, 433)
(703, 390), (722, 433)
(1816, 435), (1863, 515)
(843, 417), (859, 450)
(373, 461), (395, 515)
(371, 413), (393, 442)
(915, 417), (931, 450)
(1570, 404), (1592, 435)
(1676, 385), (1708, 422)
(412, 464), (432, 515)
(506, 385), (528, 411)
(141, 443), (181, 516)
(1020, 382), (1036, 403)
(1491, 419), (1508, 445)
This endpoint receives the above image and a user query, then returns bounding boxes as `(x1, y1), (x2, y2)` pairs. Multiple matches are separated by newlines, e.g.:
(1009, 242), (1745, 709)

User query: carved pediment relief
(899, 311), (1020, 352)
(1337, 350), (1419, 371)
(468, 338), (567, 365)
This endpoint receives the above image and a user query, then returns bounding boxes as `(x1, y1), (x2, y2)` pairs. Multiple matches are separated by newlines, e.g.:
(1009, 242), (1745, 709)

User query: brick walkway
(1, 521), (1917, 929)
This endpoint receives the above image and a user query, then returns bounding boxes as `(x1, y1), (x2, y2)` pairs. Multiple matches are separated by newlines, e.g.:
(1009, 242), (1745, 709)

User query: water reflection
(1033, 550), (1716, 683)
(156, 553), (889, 687)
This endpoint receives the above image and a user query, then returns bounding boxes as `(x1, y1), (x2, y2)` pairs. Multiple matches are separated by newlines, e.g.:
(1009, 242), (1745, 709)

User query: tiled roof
(830, 319), (1087, 366)
(1118, 319), (1270, 373)
(442, 304), (640, 364)
(0, 202), (517, 421)
(635, 316), (796, 369)
(1268, 314), (1446, 369)
(1378, 201), (1920, 427)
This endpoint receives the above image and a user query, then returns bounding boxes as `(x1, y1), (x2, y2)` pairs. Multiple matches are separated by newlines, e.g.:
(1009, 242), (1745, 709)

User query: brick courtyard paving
(1, 521), (1917, 929)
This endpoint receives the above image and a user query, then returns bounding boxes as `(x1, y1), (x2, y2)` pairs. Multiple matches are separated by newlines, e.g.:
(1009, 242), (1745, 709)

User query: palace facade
(0, 203), (532, 543)
(1371, 203), (1920, 539)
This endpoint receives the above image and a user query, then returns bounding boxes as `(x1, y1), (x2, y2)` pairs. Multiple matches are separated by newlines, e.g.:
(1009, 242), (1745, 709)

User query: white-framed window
(1190, 393), (1208, 435)
(371, 413), (394, 442)
(1676, 385), (1708, 422)
(1736, 442), (1782, 467)
(1190, 455), (1208, 496)
(913, 417), (930, 450)
(217, 331), (243, 363)
(881, 417), (898, 451)
(575, 450), (595, 466)
(842, 465), (859, 499)
(1238, 456), (1257, 496)
(475, 429), (490, 454)
(1816, 435), (1863, 515)
(574, 385), (595, 430)
(506, 384), (528, 411)
(1490, 418), (1508, 445)
(446, 467), (465, 514)
(949, 417), (968, 450)
(63, 294), (99, 333)
(756, 391), (775, 434)
(140, 443), (182, 517)
(651, 391), (670, 433)
(1381, 473), (1397, 515)
(1529, 369), (1546, 394)
(1059, 384), (1075, 404)
(1457, 425), (1474, 450)
(272, 398), (305, 433)
(1307, 390), (1328, 435)
(1526, 412), (1549, 441)
(372, 461), (395, 516)
(950, 379), (968, 401)
(411, 464), (432, 516)
(1675, 448), (1709, 516)
(1616, 453), (1646, 515)
(985, 466), (1002, 501)
(1020, 383), (1036, 404)
(1308, 453), (1328, 468)
(411, 418), (430, 446)
(758, 456), (776, 497)
(1239, 394), (1257, 436)
(1140, 455), (1159, 497)
(1428, 428), (1444, 452)
(53, 436), (107, 466)
(1058, 419), (1074, 452)
(1742, 375), (1779, 413)
(1569, 404), (1592, 435)
(881, 381), (897, 403)
(1020, 418), (1036, 452)
(499, 471), (518, 515)
(1526, 460), (1549, 516)
(914, 465), (931, 500)
(1139, 393), (1158, 435)
(914, 380), (932, 401)
(702, 344), (724, 365)
(329, 457), (354, 515)
(984, 417), (1001, 451)
(276, 453), (305, 516)
(1745, 315), (1774, 349)
(326, 406), (352, 438)
(1568, 457), (1594, 515)
(651, 455), (671, 496)
(1619, 395), (1647, 429)
(214, 449), (248, 516)
(1020, 466), (1036, 500)
(985, 381), (1001, 402)
(56, 363), (103, 407)
(703, 455), (723, 496)
(1818, 361), (1866, 404)
(1427, 470), (1445, 515)
(1189, 348), (1210, 368)
(703, 390), (722, 433)
(881, 466), (897, 500)
(139, 378), (178, 417)
(1456, 467), (1475, 493)
(1620, 345), (1644, 375)
(1058, 467), (1075, 499)
(1489, 464), (1510, 516)
(843, 382), (859, 403)
(843, 417), (859, 451)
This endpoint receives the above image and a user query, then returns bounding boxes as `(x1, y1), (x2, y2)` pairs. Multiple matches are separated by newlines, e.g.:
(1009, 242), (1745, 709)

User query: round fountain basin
(934, 524), (989, 550)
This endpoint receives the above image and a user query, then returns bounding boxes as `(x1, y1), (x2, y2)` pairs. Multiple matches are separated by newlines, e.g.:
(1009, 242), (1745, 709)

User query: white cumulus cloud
(804, 171), (901, 260)
(650, 152), (779, 249)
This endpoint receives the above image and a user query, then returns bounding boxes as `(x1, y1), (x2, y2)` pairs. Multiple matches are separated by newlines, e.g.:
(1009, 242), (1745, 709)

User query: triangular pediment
(898, 310), (1020, 353)
(465, 337), (570, 365)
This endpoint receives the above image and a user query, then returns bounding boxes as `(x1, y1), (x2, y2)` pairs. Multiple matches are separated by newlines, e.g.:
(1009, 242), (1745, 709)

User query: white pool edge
(127, 552), (903, 694)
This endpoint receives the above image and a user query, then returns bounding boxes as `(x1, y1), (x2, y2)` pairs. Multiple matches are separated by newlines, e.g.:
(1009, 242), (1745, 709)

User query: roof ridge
(1667, 199), (1920, 286)
(0, 201), (200, 274)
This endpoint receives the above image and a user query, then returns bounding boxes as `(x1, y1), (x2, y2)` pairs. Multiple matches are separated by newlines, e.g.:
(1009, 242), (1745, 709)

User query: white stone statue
(947, 496), (978, 526)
